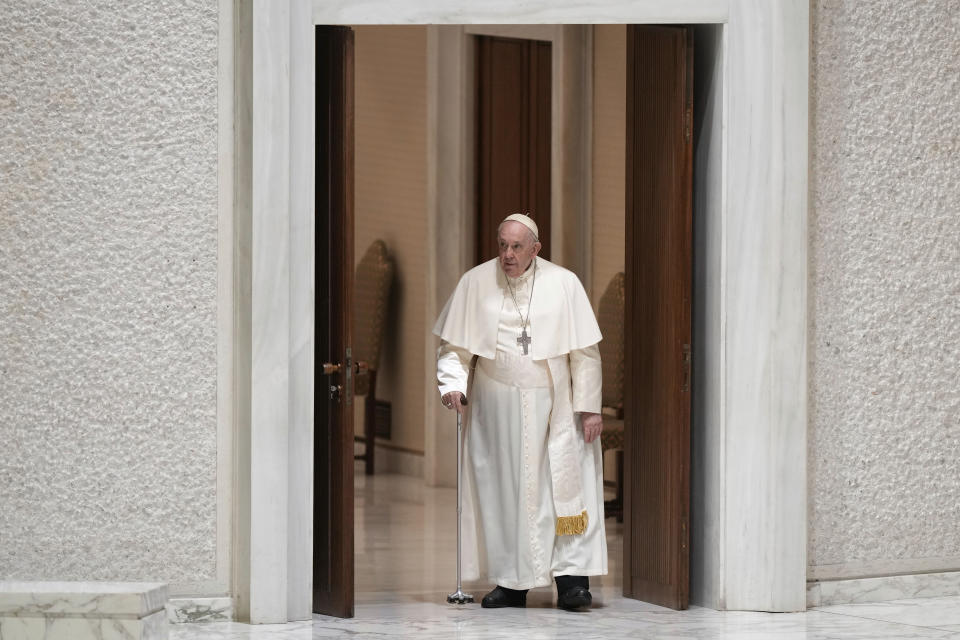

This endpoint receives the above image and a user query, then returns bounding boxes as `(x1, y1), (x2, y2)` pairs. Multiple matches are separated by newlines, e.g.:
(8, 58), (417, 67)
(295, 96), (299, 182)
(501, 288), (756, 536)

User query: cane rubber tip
(447, 591), (475, 605)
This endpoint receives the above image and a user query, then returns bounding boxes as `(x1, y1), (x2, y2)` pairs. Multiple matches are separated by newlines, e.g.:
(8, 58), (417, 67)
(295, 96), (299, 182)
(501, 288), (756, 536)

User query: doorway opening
(313, 22), (725, 617)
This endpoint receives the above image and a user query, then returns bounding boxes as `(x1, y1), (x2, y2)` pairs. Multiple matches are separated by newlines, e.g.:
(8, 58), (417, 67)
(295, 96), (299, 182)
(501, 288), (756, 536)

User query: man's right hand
(441, 392), (467, 415)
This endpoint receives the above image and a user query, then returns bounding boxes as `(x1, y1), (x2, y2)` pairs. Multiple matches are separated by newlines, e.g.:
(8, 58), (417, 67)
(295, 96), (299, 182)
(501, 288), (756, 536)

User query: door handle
(321, 360), (364, 376)
(321, 349), (353, 405)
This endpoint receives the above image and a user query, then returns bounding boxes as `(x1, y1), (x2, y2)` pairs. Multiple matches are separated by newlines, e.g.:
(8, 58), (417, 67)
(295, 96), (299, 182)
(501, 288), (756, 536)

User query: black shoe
(481, 585), (528, 608)
(555, 575), (592, 611)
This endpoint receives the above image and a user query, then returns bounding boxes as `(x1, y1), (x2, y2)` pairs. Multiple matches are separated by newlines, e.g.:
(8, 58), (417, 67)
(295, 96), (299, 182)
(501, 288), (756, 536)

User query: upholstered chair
(597, 272), (625, 521)
(353, 239), (394, 475)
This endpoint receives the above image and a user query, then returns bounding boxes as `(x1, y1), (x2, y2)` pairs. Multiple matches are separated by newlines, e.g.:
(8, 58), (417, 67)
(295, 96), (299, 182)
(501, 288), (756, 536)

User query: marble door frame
(228, 0), (809, 622)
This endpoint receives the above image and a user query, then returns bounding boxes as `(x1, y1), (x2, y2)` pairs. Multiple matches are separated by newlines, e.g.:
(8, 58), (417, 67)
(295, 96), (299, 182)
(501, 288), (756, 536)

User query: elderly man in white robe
(434, 213), (606, 611)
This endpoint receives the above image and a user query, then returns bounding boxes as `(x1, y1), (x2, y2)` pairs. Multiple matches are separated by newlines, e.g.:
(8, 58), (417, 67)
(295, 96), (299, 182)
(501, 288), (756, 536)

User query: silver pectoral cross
(517, 328), (532, 355)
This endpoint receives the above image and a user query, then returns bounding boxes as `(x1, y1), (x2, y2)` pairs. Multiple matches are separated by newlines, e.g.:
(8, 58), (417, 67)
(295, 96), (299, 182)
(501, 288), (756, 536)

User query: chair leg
(364, 370), (377, 475)
(604, 449), (625, 522)
(602, 448), (622, 521)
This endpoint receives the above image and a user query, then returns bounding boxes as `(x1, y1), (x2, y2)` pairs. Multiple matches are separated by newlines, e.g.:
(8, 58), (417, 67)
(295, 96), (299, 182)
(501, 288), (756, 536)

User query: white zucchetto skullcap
(502, 213), (539, 241)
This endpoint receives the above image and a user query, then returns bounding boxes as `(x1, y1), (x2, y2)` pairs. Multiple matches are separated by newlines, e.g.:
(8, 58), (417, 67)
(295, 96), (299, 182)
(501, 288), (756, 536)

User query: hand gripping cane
(447, 409), (474, 604)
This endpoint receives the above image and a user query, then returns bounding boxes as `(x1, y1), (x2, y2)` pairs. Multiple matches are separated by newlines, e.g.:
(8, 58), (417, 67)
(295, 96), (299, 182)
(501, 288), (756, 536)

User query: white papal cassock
(435, 257), (607, 590)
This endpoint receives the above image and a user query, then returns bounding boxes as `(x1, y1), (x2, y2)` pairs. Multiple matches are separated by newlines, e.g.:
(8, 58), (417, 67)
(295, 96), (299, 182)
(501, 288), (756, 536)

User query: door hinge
(684, 107), (692, 144)
(681, 343), (691, 393)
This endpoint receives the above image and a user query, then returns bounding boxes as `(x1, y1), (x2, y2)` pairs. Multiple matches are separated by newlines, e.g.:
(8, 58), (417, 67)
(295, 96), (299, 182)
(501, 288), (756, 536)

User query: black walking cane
(447, 408), (474, 604)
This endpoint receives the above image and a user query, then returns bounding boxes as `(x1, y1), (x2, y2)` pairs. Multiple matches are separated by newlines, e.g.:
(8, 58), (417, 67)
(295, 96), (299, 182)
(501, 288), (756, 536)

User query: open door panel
(623, 24), (693, 611)
(313, 24), (355, 619)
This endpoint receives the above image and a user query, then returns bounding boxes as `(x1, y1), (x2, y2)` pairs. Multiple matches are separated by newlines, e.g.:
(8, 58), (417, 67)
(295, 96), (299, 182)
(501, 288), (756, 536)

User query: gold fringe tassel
(555, 510), (589, 536)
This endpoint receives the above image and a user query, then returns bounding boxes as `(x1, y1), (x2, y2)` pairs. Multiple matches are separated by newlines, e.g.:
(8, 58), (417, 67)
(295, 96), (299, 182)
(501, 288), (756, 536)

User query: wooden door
(475, 35), (551, 263)
(623, 25), (693, 610)
(313, 25), (355, 619)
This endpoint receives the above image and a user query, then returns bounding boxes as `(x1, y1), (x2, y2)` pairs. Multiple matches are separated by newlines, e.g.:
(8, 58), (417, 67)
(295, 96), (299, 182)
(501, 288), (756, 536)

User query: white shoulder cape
(432, 257), (602, 359)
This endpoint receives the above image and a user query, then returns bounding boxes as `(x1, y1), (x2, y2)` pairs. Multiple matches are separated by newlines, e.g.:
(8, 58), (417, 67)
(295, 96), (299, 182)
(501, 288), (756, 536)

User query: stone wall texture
(809, 0), (960, 573)
(0, 1), (219, 588)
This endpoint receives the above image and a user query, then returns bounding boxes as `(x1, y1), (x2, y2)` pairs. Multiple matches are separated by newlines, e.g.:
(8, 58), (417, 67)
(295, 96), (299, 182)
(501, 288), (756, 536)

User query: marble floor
(172, 472), (960, 639)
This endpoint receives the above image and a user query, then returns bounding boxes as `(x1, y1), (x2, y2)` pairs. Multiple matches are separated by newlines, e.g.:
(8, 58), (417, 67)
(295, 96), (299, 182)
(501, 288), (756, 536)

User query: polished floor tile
(816, 595), (960, 630)
(171, 472), (960, 639)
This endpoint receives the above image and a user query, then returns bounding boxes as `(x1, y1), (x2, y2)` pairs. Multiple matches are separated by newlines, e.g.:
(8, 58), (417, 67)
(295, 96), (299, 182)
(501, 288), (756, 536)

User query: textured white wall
(0, 1), (219, 589)
(809, 0), (960, 577)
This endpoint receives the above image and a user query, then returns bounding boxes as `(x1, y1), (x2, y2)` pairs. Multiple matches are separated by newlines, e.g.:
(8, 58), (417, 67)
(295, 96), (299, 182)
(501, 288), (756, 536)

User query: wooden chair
(353, 239), (394, 475)
(597, 272), (625, 522)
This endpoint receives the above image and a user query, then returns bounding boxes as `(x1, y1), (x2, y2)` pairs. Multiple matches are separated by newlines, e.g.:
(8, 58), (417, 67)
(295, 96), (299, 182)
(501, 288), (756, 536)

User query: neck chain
(506, 259), (536, 355)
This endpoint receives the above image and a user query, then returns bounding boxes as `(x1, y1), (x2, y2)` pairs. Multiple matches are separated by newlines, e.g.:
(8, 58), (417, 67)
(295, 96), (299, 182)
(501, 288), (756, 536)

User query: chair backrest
(354, 239), (394, 374)
(596, 272), (625, 414)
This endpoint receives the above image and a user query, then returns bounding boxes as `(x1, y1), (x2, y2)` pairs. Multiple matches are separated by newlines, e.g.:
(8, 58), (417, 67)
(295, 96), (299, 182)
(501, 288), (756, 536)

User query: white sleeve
(437, 340), (472, 398)
(570, 343), (602, 414)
